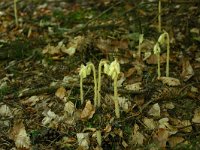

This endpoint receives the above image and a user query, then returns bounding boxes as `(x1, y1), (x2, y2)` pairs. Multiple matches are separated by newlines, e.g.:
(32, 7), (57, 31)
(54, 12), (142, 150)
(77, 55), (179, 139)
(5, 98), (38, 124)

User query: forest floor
(0, 0), (200, 149)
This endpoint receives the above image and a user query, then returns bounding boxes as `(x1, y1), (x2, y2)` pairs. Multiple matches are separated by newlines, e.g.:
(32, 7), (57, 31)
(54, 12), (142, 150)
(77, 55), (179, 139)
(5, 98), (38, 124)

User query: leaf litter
(0, 0), (200, 149)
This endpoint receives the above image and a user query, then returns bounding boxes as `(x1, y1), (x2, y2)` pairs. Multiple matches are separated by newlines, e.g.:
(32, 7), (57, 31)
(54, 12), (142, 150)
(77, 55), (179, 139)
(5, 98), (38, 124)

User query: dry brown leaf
(64, 101), (75, 116)
(153, 128), (169, 148)
(81, 100), (95, 120)
(131, 124), (145, 145)
(104, 124), (112, 133)
(148, 103), (160, 117)
(55, 86), (66, 100)
(158, 77), (181, 86)
(77, 133), (90, 150)
(125, 82), (143, 91)
(143, 117), (156, 130)
(9, 120), (31, 149)
(192, 108), (200, 123)
(0, 104), (12, 117)
(181, 58), (194, 81)
(168, 136), (185, 148)
(146, 53), (166, 64)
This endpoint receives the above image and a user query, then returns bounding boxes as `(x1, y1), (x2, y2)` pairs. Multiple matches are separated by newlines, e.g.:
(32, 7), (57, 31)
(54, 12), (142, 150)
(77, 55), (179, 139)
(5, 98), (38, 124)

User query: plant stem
(88, 63), (97, 107)
(158, 0), (161, 32)
(80, 76), (83, 104)
(166, 33), (170, 77)
(114, 76), (120, 118)
(157, 53), (161, 78)
(14, 0), (18, 27)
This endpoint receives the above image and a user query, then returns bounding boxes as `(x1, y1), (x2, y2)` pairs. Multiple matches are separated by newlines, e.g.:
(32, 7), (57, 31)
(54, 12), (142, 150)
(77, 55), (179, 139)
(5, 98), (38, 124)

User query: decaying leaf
(55, 86), (66, 100)
(153, 128), (169, 148)
(148, 103), (160, 117)
(131, 124), (145, 145)
(42, 109), (59, 126)
(158, 118), (177, 135)
(81, 100), (95, 120)
(143, 117), (156, 130)
(64, 101), (75, 116)
(181, 58), (194, 81)
(0, 104), (12, 117)
(118, 97), (131, 112)
(125, 82), (143, 91)
(168, 136), (185, 148)
(77, 133), (90, 150)
(158, 77), (181, 86)
(9, 120), (31, 149)
(192, 108), (200, 123)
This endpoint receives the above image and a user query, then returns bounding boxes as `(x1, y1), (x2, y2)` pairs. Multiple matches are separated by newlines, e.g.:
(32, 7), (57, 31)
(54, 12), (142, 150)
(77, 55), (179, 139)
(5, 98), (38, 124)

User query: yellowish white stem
(114, 76), (120, 118)
(80, 76), (84, 104)
(166, 33), (170, 77)
(158, 0), (161, 32)
(14, 0), (18, 27)
(87, 63), (97, 107)
(97, 60), (107, 107)
(157, 53), (161, 78)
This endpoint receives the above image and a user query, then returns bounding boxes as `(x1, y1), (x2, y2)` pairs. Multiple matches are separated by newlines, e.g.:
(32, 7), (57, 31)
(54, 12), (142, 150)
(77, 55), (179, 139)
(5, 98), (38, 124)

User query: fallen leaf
(81, 100), (95, 120)
(9, 120), (31, 149)
(118, 97), (131, 112)
(143, 117), (156, 130)
(0, 104), (12, 117)
(55, 86), (66, 100)
(158, 77), (181, 86)
(148, 103), (160, 117)
(181, 58), (194, 81)
(153, 128), (169, 148)
(64, 101), (75, 116)
(131, 124), (145, 145)
(77, 133), (90, 150)
(192, 108), (200, 123)
(168, 136), (184, 148)
(125, 82), (143, 91)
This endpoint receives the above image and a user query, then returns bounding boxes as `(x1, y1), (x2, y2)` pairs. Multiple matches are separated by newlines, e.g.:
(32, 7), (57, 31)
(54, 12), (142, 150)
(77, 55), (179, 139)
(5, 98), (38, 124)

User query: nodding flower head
(153, 43), (161, 55)
(108, 59), (120, 80)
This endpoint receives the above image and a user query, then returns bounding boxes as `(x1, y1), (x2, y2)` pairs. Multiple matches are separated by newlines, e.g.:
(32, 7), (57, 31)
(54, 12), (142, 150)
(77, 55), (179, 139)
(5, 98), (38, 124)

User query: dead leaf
(64, 101), (75, 116)
(153, 128), (169, 148)
(131, 124), (145, 145)
(143, 117), (156, 130)
(168, 136), (184, 148)
(81, 100), (95, 120)
(181, 58), (194, 81)
(125, 82), (143, 91)
(55, 86), (66, 100)
(9, 120), (31, 149)
(118, 97), (131, 112)
(158, 77), (181, 86)
(104, 124), (112, 133)
(146, 53), (166, 64)
(77, 133), (90, 150)
(0, 104), (12, 117)
(192, 108), (200, 123)
(148, 103), (160, 117)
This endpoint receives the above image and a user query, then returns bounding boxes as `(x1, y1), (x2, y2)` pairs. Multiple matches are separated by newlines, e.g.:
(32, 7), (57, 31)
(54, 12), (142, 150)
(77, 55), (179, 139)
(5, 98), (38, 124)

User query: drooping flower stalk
(158, 31), (170, 77)
(158, 0), (161, 32)
(87, 62), (98, 107)
(108, 59), (120, 118)
(154, 43), (161, 78)
(14, 0), (18, 27)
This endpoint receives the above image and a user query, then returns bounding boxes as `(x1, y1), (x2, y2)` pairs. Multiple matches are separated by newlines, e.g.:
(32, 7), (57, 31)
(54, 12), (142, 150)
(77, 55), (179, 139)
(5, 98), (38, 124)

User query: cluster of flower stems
(79, 59), (120, 118)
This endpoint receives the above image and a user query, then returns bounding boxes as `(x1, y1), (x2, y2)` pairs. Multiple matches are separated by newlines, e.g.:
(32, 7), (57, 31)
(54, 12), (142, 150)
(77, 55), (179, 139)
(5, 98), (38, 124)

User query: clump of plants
(79, 59), (121, 118)
(154, 30), (170, 78)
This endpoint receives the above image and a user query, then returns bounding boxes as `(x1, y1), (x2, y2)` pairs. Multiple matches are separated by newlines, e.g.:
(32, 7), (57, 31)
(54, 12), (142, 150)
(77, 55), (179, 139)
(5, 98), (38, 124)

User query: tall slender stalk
(158, 0), (161, 32)
(14, 0), (18, 27)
